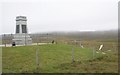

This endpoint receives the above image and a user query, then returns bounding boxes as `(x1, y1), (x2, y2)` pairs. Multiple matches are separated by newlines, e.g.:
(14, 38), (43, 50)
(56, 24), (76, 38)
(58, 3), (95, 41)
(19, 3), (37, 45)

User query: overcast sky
(1, 0), (119, 34)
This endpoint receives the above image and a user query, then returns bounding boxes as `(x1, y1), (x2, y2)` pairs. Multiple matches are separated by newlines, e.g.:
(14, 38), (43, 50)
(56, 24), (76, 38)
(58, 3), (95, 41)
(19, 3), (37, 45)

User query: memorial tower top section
(16, 16), (27, 34)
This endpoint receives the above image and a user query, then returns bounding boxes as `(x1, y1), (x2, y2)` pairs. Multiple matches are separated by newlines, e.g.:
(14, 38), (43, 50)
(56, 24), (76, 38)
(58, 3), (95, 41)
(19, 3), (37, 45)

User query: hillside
(2, 44), (118, 73)
(1, 30), (118, 44)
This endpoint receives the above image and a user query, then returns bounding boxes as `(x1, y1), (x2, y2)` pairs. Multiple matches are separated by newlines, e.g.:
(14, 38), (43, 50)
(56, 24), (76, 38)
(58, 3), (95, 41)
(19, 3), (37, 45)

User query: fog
(1, 0), (119, 34)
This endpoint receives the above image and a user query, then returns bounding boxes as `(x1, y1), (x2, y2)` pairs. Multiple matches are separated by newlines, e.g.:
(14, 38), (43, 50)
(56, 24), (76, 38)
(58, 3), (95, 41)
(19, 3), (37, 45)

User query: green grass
(2, 44), (118, 73)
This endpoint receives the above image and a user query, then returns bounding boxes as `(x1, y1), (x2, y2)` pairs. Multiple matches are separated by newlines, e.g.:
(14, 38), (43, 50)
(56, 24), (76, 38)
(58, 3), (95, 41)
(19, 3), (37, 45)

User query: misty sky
(1, 0), (119, 34)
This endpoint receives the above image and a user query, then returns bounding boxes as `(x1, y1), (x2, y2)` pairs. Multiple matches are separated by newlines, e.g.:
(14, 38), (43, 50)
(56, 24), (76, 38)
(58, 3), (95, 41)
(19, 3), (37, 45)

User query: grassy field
(2, 43), (118, 73)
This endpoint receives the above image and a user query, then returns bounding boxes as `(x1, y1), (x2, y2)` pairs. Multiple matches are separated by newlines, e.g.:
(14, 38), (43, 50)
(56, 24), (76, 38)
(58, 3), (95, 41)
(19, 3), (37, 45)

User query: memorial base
(12, 33), (32, 45)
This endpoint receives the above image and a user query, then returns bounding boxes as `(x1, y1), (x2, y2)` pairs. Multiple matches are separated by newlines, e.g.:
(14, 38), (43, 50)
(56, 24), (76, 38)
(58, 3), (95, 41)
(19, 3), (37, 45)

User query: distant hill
(1, 29), (118, 44)
(29, 29), (118, 43)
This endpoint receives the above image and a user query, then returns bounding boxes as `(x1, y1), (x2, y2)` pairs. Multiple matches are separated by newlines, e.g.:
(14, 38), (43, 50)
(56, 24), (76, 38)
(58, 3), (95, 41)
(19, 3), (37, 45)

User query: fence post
(72, 48), (75, 63)
(36, 49), (39, 70)
(93, 47), (95, 59)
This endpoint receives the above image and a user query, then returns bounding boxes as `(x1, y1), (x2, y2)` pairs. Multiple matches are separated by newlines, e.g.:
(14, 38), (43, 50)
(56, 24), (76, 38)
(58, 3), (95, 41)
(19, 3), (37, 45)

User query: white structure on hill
(12, 16), (32, 45)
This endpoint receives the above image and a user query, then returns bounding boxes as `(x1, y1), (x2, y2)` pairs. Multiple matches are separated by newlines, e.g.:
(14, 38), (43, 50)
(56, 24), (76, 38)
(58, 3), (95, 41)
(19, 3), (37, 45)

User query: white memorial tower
(12, 16), (32, 45)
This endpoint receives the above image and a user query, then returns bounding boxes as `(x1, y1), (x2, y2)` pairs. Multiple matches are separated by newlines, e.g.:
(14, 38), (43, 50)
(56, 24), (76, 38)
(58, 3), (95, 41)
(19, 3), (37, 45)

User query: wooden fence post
(36, 49), (39, 70)
(72, 48), (75, 63)
(93, 47), (95, 59)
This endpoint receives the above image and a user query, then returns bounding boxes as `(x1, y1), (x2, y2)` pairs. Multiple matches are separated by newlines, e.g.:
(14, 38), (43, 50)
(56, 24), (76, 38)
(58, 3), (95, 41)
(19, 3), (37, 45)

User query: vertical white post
(25, 33), (26, 46)
(72, 48), (74, 63)
(20, 24), (22, 34)
(36, 49), (39, 70)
